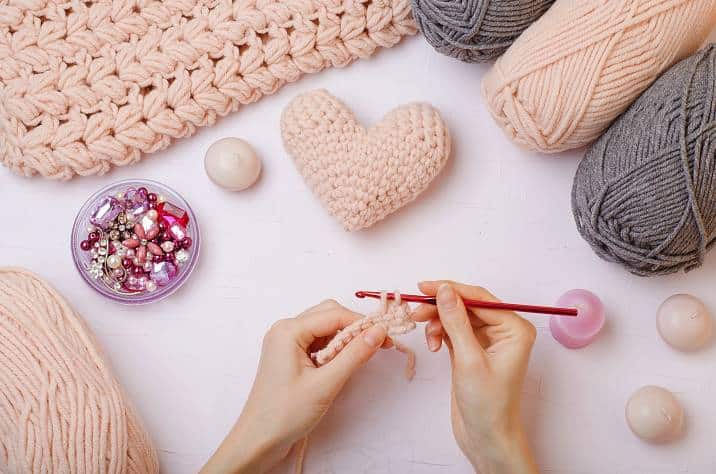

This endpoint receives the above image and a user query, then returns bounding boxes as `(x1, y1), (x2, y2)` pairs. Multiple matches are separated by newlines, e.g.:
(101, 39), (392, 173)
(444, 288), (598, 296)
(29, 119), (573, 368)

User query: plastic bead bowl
(71, 179), (200, 304)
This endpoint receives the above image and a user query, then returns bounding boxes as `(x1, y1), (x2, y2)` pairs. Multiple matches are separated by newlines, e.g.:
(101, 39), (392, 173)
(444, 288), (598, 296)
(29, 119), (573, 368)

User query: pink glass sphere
(550, 289), (605, 349)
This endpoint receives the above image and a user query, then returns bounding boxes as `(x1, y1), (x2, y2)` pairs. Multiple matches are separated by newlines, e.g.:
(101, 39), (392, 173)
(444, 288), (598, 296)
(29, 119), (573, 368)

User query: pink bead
(550, 289), (605, 349)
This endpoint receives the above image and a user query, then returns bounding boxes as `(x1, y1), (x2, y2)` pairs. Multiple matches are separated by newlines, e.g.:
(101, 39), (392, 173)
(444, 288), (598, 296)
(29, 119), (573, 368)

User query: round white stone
(204, 137), (262, 191)
(657, 294), (713, 351)
(626, 385), (684, 443)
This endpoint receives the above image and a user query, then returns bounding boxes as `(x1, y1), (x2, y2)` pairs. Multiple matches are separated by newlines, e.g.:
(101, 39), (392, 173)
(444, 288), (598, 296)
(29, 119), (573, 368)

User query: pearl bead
(161, 241), (175, 253)
(146, 209), (158, 221)
(106, 255), (121, 269)
(146, 280), (157, 292)
(657, 294), (713, 352)
(626, 386), (683, 443)
(204, 137), (261, 191)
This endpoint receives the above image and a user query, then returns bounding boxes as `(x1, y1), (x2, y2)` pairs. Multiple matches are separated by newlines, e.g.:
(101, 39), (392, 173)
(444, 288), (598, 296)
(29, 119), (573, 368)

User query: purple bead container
(71, 179), (200, 305)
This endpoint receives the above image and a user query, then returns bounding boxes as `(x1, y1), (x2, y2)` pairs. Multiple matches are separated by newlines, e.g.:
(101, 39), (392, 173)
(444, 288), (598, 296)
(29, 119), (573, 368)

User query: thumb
(322, 324), (387, 385)
(436, 283), (485, 364)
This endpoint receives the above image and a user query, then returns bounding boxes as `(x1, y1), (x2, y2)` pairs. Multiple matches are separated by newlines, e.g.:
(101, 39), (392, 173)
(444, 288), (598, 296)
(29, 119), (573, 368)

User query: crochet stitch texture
(281, 89), (451, 231)
(0, 0), (416, 179)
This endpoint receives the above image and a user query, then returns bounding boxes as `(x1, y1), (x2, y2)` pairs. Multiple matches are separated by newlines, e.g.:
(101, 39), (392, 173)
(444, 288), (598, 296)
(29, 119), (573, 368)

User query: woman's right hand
(413, 281), (539, 474)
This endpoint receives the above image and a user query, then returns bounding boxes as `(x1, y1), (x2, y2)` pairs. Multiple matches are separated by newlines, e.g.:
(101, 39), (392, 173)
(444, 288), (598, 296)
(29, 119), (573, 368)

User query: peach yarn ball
(0, 268), (158, 473)
(482, 0), (716, 153)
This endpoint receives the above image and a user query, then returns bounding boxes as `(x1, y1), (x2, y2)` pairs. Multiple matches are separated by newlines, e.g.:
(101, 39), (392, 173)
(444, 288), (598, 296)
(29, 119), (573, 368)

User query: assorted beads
(80, 186), (194, 296)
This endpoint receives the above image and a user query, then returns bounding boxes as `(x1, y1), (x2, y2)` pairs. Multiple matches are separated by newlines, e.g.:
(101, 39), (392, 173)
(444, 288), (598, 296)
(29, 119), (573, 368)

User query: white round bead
(657, 294), (713, 351)
(204, 137), (262, 191)
(626, 386), (683, 442)
(106, 255), (121, 269)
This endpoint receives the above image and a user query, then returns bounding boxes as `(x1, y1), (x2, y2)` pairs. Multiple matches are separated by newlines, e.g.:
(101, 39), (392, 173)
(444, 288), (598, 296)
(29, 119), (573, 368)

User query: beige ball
(657, 294), (713, 352)
(626, 386), (684, 443)
(204, 138), (261, 191)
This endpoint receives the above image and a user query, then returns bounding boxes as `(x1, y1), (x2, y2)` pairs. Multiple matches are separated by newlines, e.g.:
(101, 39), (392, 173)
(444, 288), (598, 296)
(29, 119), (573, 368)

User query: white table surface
(3, 36), (716, 474)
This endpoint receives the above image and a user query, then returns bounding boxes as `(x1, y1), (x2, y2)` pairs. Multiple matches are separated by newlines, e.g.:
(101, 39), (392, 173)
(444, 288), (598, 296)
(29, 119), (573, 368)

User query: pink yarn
(0, 268), (158, 473)
(311, 291), (417, 378)
(0, 0), (416, 180)
(482, 0), (716, 153)
(281, 90), (451, 231)
(297, 293), (417, 474)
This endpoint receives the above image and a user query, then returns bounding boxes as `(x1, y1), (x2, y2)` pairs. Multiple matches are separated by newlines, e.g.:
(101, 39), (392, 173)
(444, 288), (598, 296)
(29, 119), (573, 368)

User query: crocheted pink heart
(281, 90), (451, 231)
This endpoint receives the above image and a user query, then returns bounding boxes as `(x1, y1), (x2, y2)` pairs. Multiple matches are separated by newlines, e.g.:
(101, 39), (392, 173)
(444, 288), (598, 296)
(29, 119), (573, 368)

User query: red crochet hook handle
(355, 291), (578, 317)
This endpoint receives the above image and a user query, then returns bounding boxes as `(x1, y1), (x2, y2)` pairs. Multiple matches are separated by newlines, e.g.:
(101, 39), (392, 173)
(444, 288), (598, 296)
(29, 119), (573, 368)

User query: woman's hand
(201, 300), (387, 474)
(413, 281), (539, 474)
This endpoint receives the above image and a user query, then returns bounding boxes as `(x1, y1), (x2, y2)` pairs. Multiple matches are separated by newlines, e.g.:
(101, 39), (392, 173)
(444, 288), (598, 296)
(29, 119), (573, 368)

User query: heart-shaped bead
(281, 90), (451, 231)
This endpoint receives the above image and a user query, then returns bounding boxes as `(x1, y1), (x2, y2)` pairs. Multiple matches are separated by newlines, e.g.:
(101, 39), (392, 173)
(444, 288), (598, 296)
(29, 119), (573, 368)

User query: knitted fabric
(573, 46), (716, 277)
(411, 0), (555, 63)
(482, 0), (716, 153)
(0, 0), (416, 180)
(281, 89), (451, 231)
(0, 267), (158, 473)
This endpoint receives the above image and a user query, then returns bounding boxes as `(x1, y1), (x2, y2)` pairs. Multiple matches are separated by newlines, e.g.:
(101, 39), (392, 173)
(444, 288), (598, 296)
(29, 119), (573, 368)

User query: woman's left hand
(201, 299), (388, 474)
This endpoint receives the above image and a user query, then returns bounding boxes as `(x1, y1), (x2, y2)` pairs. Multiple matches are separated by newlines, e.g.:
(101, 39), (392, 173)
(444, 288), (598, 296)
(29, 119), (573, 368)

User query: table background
(3, 34), (716, 474)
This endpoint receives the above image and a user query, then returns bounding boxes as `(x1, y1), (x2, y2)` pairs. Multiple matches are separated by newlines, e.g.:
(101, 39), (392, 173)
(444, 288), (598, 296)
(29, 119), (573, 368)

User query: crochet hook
(355, 291), (578, 317)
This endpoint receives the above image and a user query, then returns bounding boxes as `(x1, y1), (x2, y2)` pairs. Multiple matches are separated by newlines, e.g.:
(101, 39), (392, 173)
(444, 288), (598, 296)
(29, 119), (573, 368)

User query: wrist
(471, 425), (538, 474)
(201, 422), (279, 474)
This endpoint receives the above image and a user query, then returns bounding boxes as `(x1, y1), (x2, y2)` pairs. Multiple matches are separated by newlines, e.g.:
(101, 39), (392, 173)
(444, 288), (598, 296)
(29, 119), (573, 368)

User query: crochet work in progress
(297, 293), (418, 474)
(281, 90), (451, 231)
(0, 268), (158, 473)
(0, 0), (416, 179)
(311, 292), (418, 379)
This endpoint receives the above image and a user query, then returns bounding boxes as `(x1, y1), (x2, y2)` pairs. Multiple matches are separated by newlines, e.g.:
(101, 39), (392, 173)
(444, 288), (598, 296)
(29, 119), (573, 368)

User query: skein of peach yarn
(0, 268), (158, 473)
(482, 0), (716, 153)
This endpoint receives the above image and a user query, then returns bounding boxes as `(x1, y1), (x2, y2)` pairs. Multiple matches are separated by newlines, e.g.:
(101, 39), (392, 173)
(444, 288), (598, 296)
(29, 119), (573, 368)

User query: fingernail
(437, 283), (457, 310)
(363, 325), (387, 348)
(428, 337), (440, 352)
(426, 324), (441, 336)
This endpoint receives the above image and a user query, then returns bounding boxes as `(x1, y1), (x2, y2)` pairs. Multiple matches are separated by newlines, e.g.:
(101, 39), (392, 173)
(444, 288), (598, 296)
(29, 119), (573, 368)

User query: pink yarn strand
(297, 293), (418, 472)
(0, 268), (158, 473)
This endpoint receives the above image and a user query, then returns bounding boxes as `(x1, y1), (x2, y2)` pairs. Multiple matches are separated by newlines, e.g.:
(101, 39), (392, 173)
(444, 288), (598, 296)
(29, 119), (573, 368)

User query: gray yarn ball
(411, 0), (555, 62)
(572, 45), (716, 277)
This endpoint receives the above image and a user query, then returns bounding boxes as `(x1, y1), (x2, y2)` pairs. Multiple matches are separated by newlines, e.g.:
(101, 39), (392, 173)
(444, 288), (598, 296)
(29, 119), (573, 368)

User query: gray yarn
(572, 45), (716, 277)
(411, 0), (554, 62)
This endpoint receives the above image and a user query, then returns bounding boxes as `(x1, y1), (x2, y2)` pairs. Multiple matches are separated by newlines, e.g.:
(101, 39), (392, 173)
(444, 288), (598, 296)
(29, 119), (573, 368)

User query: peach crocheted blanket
(0, 0), (415, 179)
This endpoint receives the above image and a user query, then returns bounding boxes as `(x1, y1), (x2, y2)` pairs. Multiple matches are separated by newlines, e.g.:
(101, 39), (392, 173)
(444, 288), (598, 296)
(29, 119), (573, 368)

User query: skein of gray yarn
(411, 0), (555, 62)
(572, 45), (716, 277)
